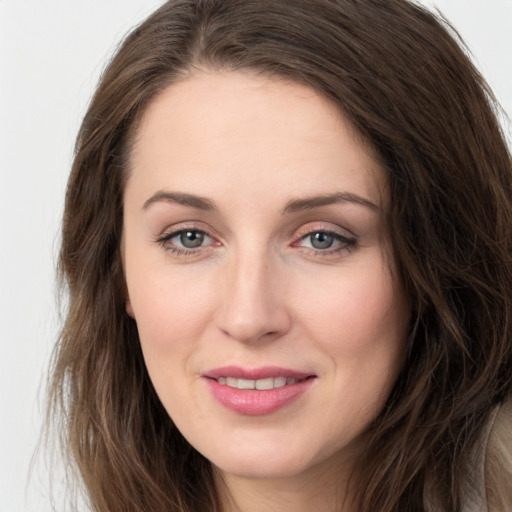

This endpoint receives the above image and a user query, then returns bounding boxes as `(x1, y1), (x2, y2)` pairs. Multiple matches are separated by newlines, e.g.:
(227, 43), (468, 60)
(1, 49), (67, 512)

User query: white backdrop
(0, 1), (511, 511)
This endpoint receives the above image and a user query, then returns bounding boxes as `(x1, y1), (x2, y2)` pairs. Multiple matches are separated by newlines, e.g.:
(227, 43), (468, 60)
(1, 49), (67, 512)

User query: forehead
(128, 70), (386, 209)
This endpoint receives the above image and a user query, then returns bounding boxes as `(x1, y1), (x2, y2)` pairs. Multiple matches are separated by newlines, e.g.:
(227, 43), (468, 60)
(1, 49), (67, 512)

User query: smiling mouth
(215, 376), (312, 390)
(204, 369), (316, 414)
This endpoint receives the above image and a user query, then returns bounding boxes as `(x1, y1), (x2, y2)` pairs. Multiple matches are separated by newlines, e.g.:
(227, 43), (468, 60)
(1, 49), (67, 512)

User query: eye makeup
(154, 221), (358, 261)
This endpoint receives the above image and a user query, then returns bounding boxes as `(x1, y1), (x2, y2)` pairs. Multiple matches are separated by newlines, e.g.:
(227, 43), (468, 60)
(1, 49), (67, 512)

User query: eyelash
(155, 226), (215, 256)
(155, 226), (357, 258)
(292, 228), (357, 256)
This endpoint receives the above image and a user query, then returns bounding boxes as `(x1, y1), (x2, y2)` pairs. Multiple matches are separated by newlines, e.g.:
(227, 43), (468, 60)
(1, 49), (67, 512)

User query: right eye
(173, 230), (210, 248)
(156, 228), (215, 255)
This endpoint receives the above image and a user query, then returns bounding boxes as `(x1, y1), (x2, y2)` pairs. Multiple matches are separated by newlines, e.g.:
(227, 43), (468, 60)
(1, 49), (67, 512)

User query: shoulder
(486, 399), (512, 512)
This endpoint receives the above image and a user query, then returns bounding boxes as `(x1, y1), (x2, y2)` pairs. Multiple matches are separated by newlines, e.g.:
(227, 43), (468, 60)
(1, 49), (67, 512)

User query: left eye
(298, 231), (355, 251)
(305, 232), (336, 249)
(168, 230), (212, 249)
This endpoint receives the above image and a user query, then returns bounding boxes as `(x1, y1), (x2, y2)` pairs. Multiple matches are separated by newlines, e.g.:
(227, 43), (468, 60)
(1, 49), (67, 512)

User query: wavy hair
(48, 1), (512, 511)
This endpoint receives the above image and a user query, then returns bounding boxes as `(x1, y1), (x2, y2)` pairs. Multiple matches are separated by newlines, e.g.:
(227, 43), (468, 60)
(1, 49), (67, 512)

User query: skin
(122, 70), (410, 511)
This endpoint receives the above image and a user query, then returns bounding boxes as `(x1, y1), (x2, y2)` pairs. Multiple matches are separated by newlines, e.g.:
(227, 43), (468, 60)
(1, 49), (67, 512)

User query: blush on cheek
(133, 282), (214, 354)
(307, 272), (403, 354)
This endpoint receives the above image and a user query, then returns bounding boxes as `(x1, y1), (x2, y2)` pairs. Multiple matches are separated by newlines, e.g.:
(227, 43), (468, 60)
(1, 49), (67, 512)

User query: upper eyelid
(294, 223), (357, 240)
(157, 221), (216, 238)
(155, 221), (357, 244)
(160, 228), (210, 240)
(294, 231), (356, 248)
(161, 226), (210, 237)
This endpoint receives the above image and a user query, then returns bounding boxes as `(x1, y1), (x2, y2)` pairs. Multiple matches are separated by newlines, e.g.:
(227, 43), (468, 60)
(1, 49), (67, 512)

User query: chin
(204, 435), (348, 482)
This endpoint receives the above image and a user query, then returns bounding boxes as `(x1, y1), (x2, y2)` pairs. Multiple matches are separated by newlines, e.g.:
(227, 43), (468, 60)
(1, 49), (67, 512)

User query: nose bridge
(216, 243), (289, 343)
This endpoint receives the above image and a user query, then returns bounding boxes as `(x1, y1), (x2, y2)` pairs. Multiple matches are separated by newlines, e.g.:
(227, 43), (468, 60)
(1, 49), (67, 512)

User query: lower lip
(204, 378), (315, 415)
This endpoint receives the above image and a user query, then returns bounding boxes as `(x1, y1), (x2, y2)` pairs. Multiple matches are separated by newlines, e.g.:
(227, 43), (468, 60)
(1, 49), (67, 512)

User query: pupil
(180, 231), (204, 248)
(311, 232), (333, 249)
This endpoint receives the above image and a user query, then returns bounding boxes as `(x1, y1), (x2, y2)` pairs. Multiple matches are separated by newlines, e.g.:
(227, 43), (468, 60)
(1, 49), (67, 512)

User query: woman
(48, 0), (512, 511)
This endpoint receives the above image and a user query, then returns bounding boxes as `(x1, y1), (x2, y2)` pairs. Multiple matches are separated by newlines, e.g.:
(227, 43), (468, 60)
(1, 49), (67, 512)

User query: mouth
(214, 375), (312, 390)
(203, 365), (315, 387)
(202, 365), (316, 415)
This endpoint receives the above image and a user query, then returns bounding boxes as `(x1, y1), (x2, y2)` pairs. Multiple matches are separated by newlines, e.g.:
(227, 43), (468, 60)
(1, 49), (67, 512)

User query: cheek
(124, 247), (219, 367)
(296, 264), (407, 438)
(297, 259), (408, 414)
(126, 270), (218, 416)
(296, 260), (407, 356)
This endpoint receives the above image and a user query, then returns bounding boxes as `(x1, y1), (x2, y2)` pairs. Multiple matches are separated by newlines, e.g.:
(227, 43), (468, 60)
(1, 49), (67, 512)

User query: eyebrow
(282, 192), (378, 214)
(143, 191), (217, 211)
(142, 190), (378, 213)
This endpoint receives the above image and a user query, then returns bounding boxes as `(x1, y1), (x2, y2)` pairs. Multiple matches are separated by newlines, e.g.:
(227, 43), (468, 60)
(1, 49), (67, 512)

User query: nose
(215, 251), (291, 344)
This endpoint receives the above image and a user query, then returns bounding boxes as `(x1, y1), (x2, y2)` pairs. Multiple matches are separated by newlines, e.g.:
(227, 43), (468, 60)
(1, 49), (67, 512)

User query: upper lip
(203, 365), (315, 381)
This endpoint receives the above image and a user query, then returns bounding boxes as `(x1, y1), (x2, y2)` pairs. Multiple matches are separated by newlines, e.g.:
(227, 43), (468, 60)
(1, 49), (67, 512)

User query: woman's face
(123, 71), (409, 482)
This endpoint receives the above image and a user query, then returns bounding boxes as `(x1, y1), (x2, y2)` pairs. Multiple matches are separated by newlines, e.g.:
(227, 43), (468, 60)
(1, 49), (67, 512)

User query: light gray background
(1, 1), (511, 510)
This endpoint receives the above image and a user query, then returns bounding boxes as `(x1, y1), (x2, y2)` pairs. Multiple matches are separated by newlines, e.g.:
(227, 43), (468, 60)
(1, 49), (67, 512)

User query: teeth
(226, 377), (238, 387)
(255, 378), (273, 390)
(238, 378), (255, 390)
(274, 377), (287, 388)
(217, 376), (302, 390)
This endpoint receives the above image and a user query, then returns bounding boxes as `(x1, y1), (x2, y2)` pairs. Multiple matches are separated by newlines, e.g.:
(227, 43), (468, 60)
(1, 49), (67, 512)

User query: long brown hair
(48, 1), (512, 511)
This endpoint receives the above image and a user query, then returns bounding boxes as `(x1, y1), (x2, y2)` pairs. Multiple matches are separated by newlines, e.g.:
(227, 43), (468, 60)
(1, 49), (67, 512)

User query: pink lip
(203, 366), (316, 416)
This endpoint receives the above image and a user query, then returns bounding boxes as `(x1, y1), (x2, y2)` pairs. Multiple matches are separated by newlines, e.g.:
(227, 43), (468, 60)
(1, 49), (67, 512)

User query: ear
(119, 238), (135, 319)
(125, 295), (135, 319)
(122, 279), (135, 319)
